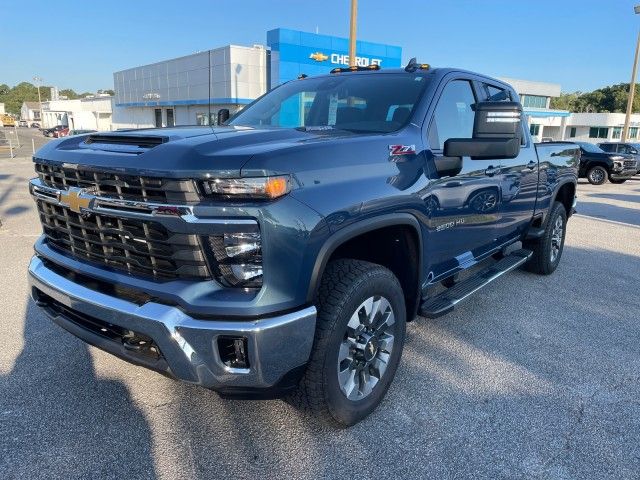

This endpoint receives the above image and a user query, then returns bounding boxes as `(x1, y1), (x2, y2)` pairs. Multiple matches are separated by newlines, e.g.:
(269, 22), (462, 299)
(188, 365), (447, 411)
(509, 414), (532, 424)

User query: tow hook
(123, 331), (159, 358)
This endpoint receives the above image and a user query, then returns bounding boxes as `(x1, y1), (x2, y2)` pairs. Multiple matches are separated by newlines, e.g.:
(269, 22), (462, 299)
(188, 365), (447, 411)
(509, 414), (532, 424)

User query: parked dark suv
(598, 142), (640, 171)
(574, 141), (638, 184)
(28, 64), (579, 426)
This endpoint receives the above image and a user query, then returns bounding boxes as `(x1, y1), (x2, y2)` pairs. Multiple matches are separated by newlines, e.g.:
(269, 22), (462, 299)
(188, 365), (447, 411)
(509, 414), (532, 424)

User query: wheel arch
(306, 213), (423, 319)
(551, 180), (576, 218)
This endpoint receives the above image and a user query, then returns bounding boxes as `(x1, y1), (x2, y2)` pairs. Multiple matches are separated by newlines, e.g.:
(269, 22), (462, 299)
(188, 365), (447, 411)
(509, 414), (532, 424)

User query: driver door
(422, 77), (504, 279)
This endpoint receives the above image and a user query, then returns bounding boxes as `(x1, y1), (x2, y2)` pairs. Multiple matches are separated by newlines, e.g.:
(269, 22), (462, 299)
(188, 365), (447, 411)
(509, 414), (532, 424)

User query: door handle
(526, 161), (537, 170)
(484, 166), (500, 177)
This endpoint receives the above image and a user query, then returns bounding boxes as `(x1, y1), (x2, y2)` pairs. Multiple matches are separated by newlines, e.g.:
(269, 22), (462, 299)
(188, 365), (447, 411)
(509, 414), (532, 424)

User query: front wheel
(288, 259), (406, 427)
(587, 166), (607, 185)
(523, 201), (567, 275)
(608, 177), (627, 184)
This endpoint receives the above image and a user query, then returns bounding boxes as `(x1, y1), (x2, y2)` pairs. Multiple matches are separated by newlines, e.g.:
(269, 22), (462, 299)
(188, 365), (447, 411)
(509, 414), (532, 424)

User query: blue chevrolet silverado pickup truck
(28, 61), (579, 427)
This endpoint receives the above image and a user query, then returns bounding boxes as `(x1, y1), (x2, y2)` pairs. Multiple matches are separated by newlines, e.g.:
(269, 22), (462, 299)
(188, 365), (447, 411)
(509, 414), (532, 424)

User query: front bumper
(610, 168), (639, 180)
(28, 255), (316, 396)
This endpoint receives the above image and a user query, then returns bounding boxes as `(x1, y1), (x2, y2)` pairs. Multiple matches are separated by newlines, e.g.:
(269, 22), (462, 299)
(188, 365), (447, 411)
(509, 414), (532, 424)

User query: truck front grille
(36, 200), (210, 281)
(34, 162), (199, 204)
(623, 160), (637, 169)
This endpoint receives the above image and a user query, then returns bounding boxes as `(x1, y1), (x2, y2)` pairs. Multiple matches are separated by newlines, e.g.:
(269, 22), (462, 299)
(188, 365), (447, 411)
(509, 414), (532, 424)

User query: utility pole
(622, 5), (640, 142)
(33, 76), (43, 127)
(348, 0), (358, 67)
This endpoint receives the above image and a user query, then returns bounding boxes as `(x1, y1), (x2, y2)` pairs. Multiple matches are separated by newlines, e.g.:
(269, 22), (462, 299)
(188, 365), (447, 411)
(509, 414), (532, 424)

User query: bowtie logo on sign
(309, 52), (329, 62)
(308, 52), (382, 67)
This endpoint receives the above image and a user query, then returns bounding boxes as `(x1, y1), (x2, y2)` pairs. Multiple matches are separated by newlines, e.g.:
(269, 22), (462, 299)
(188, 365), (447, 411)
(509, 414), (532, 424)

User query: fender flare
(305, 213), (423, 302)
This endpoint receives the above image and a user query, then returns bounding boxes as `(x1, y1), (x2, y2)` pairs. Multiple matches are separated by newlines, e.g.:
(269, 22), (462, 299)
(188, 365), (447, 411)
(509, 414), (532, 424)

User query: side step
(420, 249), (532, 319)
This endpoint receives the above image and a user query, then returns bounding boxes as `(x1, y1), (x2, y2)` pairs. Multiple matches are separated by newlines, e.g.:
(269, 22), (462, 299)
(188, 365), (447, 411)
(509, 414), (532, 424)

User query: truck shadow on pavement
(0, 300), (158, 479)
(0, 173), (32, 223)
(575, 200), (640, 227)
(585, 192), (640, 205)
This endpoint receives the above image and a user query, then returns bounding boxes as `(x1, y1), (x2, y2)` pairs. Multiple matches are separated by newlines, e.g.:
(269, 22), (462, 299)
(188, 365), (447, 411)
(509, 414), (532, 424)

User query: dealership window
(530, 124), (540, 136)
(589, 127), (608, 138)
(629, 127), (639, 138)
(612, 127), (622, 139)
(569, 127), (576, 138)
(522, 95), (548, 108)
(196, 112), (218, 126)
(154, 109), (162, 128)
(166, 109), (174, 127)
(428, 80), (476, 149)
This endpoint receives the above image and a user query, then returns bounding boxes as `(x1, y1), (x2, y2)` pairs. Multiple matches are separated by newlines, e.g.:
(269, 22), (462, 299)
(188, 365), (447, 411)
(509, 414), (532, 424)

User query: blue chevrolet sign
(267, 28), (402, 87)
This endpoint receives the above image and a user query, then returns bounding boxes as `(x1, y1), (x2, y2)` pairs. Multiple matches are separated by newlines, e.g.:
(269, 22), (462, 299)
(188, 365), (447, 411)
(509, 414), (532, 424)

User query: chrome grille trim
(34, 161), (199, 204)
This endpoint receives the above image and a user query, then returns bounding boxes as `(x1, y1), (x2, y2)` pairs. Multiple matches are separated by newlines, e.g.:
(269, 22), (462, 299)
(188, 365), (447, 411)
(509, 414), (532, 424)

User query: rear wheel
(587, 166), (607, 185)
(288, 259), (406, 427)
(524, 201), (567, 275)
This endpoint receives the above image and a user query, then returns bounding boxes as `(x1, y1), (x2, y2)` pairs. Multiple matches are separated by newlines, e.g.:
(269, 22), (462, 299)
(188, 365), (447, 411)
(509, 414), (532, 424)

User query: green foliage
(550, 83), (640, 113)
(0, 82), (51, 115)
(0, 82), (112, 115)
(59, 88), (80, 99)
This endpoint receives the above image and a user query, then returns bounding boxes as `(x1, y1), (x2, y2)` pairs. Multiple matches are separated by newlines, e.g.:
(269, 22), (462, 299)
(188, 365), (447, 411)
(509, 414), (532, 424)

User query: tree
(59, 88), (80, 99)
(550, 83), (640, 113)
(0, 82), (52, 115)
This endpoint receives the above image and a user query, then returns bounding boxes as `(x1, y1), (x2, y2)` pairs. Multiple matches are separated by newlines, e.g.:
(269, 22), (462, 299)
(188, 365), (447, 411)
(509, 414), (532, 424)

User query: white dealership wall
(41, 96), (113, 130)
(112, 44), (268, 129)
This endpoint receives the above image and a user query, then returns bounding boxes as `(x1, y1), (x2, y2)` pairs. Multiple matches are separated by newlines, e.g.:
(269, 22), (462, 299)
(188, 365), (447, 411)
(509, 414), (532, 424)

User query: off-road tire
(287, 259), (406, 427)
(587, 166), (607, 185)
(608, 177), (627, 184)
(523, 201), (567, 275)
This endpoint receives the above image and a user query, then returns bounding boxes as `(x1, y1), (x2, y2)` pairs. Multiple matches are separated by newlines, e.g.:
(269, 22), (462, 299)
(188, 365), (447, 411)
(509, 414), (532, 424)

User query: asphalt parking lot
(1, 148), (639, 479)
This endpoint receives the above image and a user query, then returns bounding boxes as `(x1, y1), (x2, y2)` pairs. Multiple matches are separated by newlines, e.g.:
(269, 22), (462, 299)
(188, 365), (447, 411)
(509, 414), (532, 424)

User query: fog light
(218, 336), (249, 369)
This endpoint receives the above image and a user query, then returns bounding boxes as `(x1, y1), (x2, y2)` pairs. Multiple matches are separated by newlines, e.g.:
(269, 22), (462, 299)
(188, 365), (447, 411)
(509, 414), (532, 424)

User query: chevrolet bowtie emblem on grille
(309, 52), (329, 62)
(58, 187), (95, 215)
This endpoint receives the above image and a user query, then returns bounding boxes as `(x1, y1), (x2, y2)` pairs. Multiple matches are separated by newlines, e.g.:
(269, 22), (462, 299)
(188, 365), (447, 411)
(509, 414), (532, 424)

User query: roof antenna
(405, 57), (418, 72)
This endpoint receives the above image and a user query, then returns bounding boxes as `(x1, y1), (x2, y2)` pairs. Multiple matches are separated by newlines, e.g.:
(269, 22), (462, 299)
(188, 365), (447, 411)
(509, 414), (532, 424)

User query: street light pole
(33, 76), (43, 127)
(622, 5), (640, 142)
(348, 0), (358, 67)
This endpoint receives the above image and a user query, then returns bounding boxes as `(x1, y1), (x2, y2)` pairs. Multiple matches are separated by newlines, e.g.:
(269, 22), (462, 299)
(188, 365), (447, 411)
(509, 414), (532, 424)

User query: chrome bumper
(28, 256), (316, 392)
(610, 168), (639, 179)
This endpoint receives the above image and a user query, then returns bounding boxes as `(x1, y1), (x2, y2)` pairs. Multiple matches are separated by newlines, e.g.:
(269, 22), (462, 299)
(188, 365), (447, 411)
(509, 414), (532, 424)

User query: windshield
(577, 142), (604, 153)
(228, 73), (429, 133)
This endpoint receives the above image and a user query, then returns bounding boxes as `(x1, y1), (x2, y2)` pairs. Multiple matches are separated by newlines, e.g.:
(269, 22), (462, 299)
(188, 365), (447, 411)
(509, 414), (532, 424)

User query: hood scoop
(81, 134), (169, 154)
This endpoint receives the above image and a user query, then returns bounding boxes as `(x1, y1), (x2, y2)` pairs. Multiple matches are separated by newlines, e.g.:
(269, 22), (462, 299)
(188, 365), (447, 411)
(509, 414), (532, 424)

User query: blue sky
(2, 0), (639, 93)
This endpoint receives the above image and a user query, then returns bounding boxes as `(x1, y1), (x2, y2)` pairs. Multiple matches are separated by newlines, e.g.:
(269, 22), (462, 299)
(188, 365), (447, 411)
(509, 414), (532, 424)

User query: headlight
(204, 230), (263, 289)
(200, 176), (291, 199)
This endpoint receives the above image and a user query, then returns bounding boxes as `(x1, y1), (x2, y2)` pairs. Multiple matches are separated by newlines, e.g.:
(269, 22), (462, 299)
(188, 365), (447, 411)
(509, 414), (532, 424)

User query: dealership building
(111, 28), (402, 129)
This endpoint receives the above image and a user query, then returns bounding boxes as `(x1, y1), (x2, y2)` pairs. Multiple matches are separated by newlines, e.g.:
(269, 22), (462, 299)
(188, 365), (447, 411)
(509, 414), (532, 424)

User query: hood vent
(84, 134), (168, 150)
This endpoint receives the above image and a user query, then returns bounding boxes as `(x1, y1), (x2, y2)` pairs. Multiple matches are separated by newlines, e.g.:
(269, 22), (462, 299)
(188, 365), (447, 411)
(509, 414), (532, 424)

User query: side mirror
(217, 108), (230, 125)
(444, 101), (522, 160)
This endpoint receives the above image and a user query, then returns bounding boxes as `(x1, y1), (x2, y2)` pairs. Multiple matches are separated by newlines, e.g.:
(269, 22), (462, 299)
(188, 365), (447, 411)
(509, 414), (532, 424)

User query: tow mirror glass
(444, 101), (523, 160)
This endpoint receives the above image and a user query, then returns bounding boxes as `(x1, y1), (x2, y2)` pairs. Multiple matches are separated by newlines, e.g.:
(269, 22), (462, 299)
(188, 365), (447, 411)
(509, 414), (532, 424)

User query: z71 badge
(388, 144), (416, 156)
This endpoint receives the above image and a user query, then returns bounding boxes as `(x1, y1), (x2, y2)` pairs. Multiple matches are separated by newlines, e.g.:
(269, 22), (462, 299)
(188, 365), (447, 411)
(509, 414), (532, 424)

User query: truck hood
(34, 126), (357, 178)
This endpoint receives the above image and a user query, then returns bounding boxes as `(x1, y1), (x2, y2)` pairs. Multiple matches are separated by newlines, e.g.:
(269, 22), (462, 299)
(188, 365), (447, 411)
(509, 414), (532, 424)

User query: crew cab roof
(298, 67), (514, 94)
